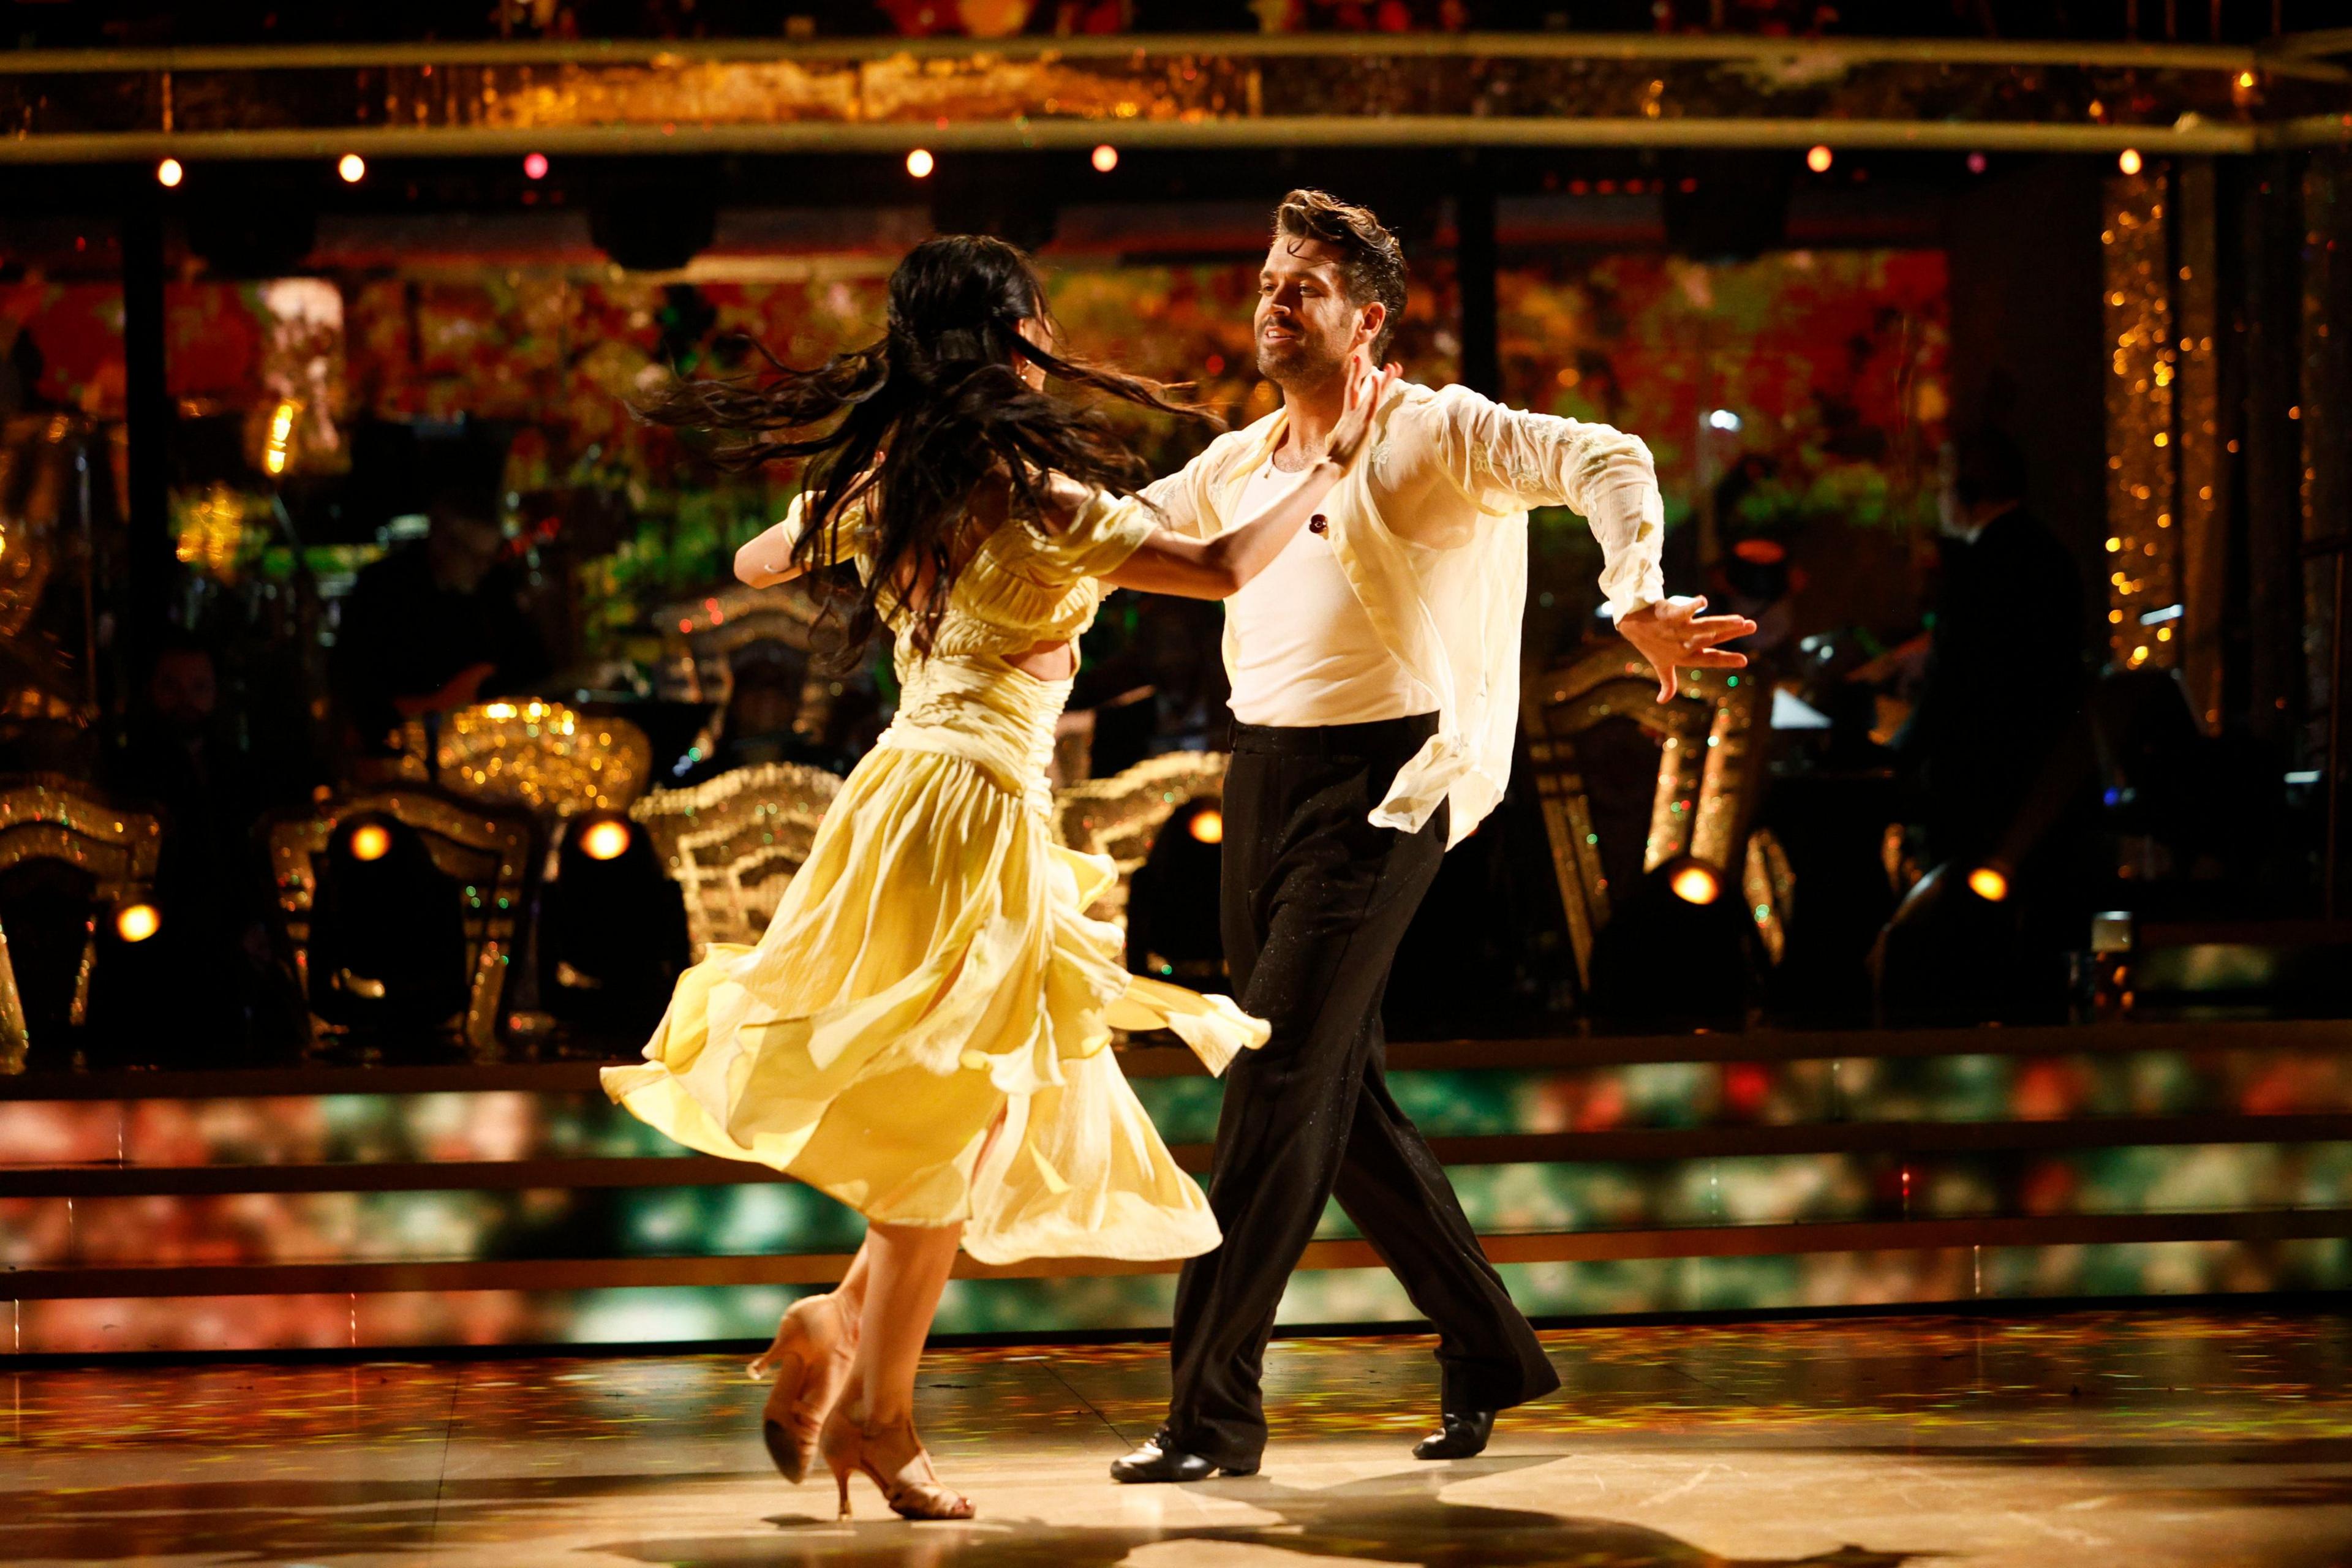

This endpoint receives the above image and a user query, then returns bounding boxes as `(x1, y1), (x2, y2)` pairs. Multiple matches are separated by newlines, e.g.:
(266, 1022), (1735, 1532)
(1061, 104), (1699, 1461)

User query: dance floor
(8, 1310), (2350, 1567)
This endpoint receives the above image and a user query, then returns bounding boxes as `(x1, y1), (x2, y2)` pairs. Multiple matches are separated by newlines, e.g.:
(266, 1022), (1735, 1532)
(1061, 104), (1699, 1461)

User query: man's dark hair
(1951, 424), (2028, 510)
(1273, 189), (1407, 360)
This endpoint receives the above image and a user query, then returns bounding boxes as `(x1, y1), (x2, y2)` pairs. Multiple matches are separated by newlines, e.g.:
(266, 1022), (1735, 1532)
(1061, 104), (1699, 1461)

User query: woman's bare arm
(1101, 462), (1344, 600)
(733, 517), (808, 589)
(1102, 358), (1396, 601)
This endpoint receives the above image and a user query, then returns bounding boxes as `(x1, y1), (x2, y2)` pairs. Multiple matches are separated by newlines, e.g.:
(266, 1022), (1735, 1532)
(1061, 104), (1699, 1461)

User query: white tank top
(1225, 459), (1434, 728)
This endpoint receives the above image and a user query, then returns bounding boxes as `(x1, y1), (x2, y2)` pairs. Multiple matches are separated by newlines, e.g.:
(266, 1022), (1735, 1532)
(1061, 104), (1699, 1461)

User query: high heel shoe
(819, 1403), (975, 1521)
(749, 1293), (855, 1484)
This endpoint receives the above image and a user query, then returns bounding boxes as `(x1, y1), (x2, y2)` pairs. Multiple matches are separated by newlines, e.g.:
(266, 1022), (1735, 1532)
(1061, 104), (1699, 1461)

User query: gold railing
(2, 33), (2348, 161)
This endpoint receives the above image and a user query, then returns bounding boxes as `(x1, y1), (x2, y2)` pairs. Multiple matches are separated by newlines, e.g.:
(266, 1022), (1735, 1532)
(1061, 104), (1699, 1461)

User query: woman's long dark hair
(636, 234), (1211, 662)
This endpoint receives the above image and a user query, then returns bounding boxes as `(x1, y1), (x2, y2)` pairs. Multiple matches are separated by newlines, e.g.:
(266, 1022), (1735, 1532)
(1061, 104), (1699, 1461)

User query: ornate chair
(1521, 646), (1785, 993)
(265, 788), (532, 1058)
(0, 775), (162, 1071)
(392, 699), (654, 817)
(630, 762), (845, 957)
(1052, 750), (1229, 929)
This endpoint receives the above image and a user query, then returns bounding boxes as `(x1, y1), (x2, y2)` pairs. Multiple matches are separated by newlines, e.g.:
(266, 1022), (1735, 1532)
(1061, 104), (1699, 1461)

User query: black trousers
(1161, 714), (1559, 1468)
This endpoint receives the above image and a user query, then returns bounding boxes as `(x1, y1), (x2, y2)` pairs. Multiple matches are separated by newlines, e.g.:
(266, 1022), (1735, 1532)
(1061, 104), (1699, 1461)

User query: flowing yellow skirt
(600, 742), (1264, 1264)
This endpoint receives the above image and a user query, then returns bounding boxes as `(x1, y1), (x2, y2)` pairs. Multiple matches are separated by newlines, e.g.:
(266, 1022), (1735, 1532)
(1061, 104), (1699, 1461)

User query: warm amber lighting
(905, 148), (935, 178)
(580, 819), (633, 861)
(1670, 862), (1721, 905)
(156, 157), (184, 188)
(1188, 808), (1224, 846)
(114, 902), (162, 943)
(1966, 866), (2010, 902)
(1091, 143), (1119, 173)
(348, 823), (393, 862)
(2118, 148), (2143, 176)
(337, 153), (366, 183)
(1806, 144), (1833, 173)
(263, 399), (297, 477)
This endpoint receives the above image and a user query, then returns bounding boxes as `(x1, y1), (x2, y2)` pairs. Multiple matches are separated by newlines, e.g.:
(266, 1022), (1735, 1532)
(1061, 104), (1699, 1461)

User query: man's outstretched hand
(1614, 596), (1758, 702)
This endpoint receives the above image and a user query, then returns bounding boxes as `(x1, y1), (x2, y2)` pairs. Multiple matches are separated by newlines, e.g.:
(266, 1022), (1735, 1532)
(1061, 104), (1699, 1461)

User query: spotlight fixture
(523, 152), (549, 180)
(906, 148), (935, 179)
(536, 812), (690, 1035)
(113, 902), (162, 943)
(1091, 143), (1119, 173)
(1188, 808), (1224, 846)
(579, 818), (633, 861)
(337, 153), (367, 184)
(1806, 144), (1833, 173)
(1966, 151), (1987, 174)
(2118, 148), (2143, 176)
(307, 814), (473, 1034)
(156, 157), (184, 189)
(1966, 865), (2010, 902)
(1668, 860), (1722, 906)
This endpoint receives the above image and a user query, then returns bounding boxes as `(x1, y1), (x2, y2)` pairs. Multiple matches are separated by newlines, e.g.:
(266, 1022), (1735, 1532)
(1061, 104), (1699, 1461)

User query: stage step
(4, 1020), (2349, 1353)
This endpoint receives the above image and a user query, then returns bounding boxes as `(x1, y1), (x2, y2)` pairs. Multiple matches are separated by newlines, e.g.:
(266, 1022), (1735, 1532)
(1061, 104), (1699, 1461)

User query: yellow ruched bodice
(601, 486), (1264, 1264)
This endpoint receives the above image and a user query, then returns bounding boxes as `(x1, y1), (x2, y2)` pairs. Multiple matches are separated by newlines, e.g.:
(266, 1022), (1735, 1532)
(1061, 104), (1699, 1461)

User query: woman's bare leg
(849, 1219), (962, 1425)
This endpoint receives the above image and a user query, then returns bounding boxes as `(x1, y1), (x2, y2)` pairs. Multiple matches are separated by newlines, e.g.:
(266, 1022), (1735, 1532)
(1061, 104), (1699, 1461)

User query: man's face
(149, 650), (216, 733)
(1254, 236), (1381, 389)
(426, 511), (504, 594)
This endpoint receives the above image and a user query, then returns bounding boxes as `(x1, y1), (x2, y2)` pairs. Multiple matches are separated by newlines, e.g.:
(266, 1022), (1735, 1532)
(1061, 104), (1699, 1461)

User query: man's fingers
(1682, 648), (1750, 668)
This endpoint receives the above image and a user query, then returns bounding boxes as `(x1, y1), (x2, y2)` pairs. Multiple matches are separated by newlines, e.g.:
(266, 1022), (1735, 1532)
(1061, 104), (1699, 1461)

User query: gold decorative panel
(0, 775), (162, 1071)
(397, 701), (652, 817)
(630, 762), (843, 957)
(1052, 751), (1227, 928)
(2103, 168), (2182, 673)
(265, 790), (532, 1059)
(1523, 649), (1771, 991)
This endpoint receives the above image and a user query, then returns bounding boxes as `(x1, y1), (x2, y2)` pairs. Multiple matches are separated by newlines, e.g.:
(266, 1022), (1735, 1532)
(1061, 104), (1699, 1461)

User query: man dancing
(1112, 190), (1754, 1482)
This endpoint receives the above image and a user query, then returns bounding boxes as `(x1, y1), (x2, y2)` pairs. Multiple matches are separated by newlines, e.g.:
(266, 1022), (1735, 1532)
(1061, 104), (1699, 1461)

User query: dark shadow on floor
(601, 1463), (1933, 1568)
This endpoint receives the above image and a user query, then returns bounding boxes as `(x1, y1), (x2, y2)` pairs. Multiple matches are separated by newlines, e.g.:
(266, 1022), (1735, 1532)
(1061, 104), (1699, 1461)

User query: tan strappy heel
(748, 1292), (856, 1484)
(819, 1403), (976, 1521)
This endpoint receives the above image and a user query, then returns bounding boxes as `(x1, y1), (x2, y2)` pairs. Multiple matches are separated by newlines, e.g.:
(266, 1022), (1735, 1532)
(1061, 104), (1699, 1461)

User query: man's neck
(1272, 372), (1348, 469)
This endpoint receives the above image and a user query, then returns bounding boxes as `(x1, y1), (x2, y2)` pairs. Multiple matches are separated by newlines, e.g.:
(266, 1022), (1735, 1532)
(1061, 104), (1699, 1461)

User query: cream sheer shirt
(1141, 380), (1668, 848)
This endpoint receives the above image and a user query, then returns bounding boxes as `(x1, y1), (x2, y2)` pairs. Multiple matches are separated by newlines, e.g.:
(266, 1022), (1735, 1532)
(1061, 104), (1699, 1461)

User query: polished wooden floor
(8, 1310), (2351, 1566)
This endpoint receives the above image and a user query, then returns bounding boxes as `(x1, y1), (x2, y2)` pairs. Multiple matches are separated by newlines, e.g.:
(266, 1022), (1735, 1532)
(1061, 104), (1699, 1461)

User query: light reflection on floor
(7, 1310), (2351, 1566)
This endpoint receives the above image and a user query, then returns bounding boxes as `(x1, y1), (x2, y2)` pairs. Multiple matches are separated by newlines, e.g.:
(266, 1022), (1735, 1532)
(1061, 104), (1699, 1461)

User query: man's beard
(1256, 331), (1348, 390)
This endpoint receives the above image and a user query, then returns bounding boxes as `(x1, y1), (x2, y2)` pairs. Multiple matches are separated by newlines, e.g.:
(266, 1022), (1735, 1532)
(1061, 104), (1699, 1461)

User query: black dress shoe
(1110, 1437), (1258, 1483)
(1412, 1409), (1495, 1460)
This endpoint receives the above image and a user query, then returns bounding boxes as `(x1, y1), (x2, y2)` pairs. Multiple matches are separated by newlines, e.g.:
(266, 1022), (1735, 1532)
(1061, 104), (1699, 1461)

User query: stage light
(308, 813), (473, 1035)
(337, 153), (367, 184)
(537, 813), (690, 1035)
(113, 902), (162, 943)
(523, 152), (549, 180)
(1668, 861), (1722, 905)
(1091, 143), (1119, 173)
(1966, 152), (1987, 175)
(2118, 148), (2143, 176)
(1708, 408), (1742, 432)
(580, 819), (633, 861)
(1126, 799), (1226, 987)
(1188, 808), (1224, 845)
(263, 399), (296, 476)
(1806, 144), (1833, 173)
(1966, 865), (2009, 903)
(156, 157), (184, 189)
(906, 148), (935, 179)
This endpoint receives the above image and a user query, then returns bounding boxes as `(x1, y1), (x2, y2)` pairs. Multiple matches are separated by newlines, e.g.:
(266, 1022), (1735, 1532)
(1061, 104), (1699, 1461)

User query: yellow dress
(600, 489), (1265, 1264)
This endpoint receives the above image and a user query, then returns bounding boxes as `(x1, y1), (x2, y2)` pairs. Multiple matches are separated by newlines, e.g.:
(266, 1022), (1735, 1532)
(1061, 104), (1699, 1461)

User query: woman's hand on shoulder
(1033, 470), (1093, 537)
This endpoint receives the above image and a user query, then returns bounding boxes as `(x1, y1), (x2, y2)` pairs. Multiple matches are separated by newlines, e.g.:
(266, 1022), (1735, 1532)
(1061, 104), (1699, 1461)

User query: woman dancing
(601, 234), (1395, 1521)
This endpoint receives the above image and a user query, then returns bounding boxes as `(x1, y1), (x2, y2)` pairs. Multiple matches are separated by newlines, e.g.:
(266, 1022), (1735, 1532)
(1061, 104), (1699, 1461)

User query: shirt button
(1308, 515), (1328, 535)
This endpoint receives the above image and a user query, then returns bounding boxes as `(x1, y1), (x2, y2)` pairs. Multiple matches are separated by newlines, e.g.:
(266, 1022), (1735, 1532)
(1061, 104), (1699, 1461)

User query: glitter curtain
(2103, 168), (2180, 672)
